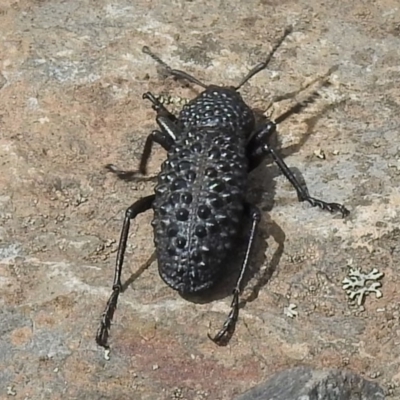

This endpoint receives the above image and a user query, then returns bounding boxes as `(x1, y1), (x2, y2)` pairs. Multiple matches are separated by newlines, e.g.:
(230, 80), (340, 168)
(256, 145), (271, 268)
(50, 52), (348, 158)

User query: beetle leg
(105, 128), (175, 180)
(138, 128), (176, 175)
(247, 123), (350, 217)
(142, 47), (208, 89)
(143, 91), (179, 123)
(137, 91), (185, 175)
(208, 203), (261, 345)
(134, 114), (184, 175)
(246, 121), (277, 170)
(107, 90), (184, 179)
(96, 194), (156, 350)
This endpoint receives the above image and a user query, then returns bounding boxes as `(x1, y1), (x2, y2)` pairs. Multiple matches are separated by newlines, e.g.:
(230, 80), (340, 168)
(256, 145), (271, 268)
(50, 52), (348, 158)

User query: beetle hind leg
(96, 194), (155, 349)
(208, 204), (261, 345)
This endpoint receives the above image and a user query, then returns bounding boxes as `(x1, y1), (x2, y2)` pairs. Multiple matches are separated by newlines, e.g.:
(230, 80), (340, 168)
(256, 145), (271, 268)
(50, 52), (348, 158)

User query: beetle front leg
(106, 128), (175, 180)
(106, 91), (183, 180)
(143, 92), (184, 142)
(143, 91), (179, 123)
(134, 113), (183, 176)
(135, 91), (184, 175)
(138, 128), (176, 175)
(247, 123), (350, 217)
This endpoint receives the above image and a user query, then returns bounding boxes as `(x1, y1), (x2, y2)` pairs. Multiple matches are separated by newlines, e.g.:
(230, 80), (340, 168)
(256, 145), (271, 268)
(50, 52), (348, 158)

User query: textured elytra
(151, 123), (249, 294)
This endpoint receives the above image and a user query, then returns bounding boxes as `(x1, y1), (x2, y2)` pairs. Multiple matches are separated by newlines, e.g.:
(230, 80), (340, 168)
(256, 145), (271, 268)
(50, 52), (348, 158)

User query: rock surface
(235, 366), (385, 400)
(1, 0), (400, 399)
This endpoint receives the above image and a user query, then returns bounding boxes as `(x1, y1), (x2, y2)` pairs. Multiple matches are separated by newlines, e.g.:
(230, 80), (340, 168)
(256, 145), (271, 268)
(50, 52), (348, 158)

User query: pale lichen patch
(342, 266), (384, 306)
(284, 303), (298, 318)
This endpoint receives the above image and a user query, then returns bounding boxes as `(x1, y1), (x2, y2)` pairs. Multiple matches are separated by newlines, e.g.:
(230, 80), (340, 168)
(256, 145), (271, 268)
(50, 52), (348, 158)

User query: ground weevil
(96, 27), (350, 349)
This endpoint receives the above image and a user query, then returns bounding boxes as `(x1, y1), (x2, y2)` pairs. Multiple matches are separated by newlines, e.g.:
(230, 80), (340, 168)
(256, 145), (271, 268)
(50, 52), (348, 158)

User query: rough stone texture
(235, 366), (385, 400)
(0, 0), (400, 399)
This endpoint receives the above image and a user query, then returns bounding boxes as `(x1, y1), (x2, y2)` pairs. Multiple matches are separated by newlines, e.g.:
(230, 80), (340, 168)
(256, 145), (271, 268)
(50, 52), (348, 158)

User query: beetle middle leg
(208, 203), (261, 345)
(143, 91), (179, 123)
(96, 194), (156, 349)
(247, 122), (350, 217)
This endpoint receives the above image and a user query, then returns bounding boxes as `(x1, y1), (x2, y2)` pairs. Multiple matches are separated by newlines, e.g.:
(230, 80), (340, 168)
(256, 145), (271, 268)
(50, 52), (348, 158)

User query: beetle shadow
(104, 163), (159, 183)
(121, 252), (157, 292)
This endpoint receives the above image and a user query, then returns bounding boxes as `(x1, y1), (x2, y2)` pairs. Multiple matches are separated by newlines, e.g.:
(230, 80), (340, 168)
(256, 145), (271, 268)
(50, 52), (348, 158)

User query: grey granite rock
(235, 366), (385, 400)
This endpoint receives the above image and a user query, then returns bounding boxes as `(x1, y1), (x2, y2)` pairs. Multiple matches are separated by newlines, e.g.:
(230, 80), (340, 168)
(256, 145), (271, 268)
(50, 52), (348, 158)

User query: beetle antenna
(235, 26), (293, 90)
(142, 46), (208, 89)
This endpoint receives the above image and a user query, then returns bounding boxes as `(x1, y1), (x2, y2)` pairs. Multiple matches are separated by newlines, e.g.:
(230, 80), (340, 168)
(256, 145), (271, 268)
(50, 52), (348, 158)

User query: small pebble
(313, 149), (326, 159)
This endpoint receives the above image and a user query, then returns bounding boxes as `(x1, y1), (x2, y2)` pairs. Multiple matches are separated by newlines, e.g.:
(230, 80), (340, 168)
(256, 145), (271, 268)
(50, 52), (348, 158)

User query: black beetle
(96, 27), (349, 349)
